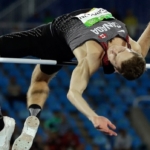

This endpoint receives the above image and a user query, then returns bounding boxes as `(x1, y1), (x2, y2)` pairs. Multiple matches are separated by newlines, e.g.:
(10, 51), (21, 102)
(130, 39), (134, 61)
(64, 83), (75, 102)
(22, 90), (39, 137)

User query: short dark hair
(117, 52), (146, 80)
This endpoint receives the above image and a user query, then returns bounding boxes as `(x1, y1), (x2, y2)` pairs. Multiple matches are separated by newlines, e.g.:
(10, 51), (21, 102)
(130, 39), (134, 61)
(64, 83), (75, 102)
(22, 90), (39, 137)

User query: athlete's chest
(108, 37), (128, 47)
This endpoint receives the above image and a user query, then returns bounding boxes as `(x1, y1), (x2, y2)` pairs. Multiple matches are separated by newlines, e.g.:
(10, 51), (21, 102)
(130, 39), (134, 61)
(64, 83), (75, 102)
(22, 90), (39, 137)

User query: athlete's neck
(108, 37), (127, 48)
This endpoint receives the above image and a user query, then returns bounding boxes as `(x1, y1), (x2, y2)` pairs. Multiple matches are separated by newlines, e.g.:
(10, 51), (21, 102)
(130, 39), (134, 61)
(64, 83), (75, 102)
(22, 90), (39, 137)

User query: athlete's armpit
(70, 40), (103, 93)
(69, 57), (90, 93)
(129, 37), (142, 54)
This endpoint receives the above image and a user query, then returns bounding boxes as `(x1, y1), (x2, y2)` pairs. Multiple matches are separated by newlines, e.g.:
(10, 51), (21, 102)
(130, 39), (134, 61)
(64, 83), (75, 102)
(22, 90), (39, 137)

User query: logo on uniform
(90, 22), (121, 35)
(99, 34), (107, 39)
(118, 30), (125, 33)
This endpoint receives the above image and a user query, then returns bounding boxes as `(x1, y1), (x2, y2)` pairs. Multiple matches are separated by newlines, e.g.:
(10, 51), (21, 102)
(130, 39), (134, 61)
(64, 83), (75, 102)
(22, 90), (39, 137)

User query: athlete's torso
(52, 8), (129, 49)
(51, 8), (130, 74)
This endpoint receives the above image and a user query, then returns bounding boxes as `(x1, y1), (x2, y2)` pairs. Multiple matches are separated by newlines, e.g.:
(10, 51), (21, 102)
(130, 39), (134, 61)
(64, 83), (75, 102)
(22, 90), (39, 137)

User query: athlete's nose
(112, 49), (118, 55)
(115, 48), (125, 54)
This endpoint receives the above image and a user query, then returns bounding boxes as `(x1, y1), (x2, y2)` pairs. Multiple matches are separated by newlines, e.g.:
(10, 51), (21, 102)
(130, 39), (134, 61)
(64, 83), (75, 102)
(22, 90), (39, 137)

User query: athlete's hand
(90, 116), (117, 136)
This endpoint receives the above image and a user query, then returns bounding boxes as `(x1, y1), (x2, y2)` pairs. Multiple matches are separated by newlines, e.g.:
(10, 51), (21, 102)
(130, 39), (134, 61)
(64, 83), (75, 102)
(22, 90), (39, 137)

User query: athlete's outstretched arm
(129, 23), (150, 57)
(67, 41), (117, 136)
(137, 23), (150, 57)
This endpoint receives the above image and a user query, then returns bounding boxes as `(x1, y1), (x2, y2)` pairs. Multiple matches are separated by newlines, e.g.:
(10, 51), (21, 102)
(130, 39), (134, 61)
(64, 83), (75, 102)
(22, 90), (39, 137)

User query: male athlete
(0, 8), (149, 150)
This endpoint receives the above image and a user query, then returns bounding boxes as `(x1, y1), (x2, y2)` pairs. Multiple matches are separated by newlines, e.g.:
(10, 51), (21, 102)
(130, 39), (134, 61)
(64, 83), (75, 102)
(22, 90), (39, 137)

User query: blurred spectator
(114, 129), (132, 150)
(44, 111), (62, 132)
(138, 144), (148, 150)
(46, 131), (62, 150)
(58, 114), (70, 135)
(30, 135), (43, 150)
(44, 111), (71, 135)
(93, 134), (111, 150)
(110, 8), (122, 21)
(43, 10), (54, 23)
(27, 12), (42, 23)
(62, 128), (80, 149)
(75, 144), (85, 150)
(93, 144), (101, 150)
(119, 85), (135, 97)
(11, 25), (21, 33)
(0, 91), (6, 105)
(43, 112), (82, 149)
(6, 76), (26, 103)
(43, 143), (50, 150)
(123, 9), (138, 38)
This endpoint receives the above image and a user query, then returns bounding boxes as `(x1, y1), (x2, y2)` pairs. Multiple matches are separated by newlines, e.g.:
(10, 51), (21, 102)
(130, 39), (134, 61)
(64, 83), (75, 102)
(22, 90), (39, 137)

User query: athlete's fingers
(100, 128), (117, 136)
(108, 121), (116, 130)
(104, 129), (117, 136)
(95, 125), (101, 129)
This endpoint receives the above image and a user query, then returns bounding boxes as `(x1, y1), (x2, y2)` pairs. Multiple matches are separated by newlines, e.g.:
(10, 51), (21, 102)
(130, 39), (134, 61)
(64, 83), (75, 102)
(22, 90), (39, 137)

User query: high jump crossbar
(0, 57), (150, 68)
(0, 57), (78, 66)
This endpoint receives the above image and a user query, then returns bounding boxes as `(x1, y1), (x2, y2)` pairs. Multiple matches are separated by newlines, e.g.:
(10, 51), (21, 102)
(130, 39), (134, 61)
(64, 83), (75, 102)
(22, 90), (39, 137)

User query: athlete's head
(107, 45), (146, 80)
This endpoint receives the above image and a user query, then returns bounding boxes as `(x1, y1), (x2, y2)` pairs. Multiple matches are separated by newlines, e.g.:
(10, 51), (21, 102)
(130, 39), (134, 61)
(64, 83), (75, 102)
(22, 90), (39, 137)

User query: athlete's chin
(107, 47), (115, 56)
(107, 54), (114, 62)
(107, 49), (112, 58)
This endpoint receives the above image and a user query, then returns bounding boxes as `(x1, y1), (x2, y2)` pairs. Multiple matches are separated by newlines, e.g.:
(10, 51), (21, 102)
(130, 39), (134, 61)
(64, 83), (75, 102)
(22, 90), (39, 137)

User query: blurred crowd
(0, 77), (139, 150)
(0, 1), (149, 150)
(7, 7), (139, 39)
(9, 112), (85, 150)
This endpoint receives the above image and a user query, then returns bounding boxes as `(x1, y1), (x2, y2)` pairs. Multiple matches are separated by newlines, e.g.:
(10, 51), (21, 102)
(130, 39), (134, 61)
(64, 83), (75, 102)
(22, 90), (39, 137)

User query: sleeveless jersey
(51, 8), (131, 74)
(0, 8), (130, 75)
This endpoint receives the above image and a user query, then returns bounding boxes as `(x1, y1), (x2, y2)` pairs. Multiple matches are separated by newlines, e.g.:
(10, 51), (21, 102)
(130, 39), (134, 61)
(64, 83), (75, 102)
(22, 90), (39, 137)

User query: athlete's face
(107, 45), (136, 72)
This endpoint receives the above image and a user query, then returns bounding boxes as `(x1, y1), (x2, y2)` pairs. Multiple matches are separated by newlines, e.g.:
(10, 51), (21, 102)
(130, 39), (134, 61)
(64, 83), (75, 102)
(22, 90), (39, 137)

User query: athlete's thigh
(31, 64), (61, 84)
(31, 65), (57, 83)
(31, 64), (62, 86)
